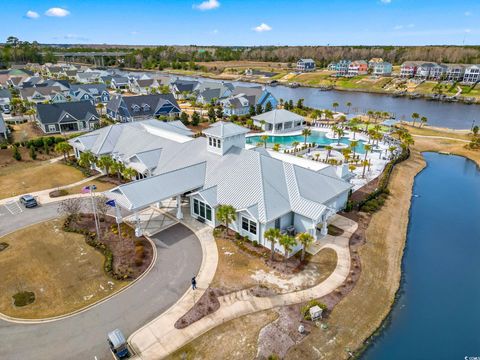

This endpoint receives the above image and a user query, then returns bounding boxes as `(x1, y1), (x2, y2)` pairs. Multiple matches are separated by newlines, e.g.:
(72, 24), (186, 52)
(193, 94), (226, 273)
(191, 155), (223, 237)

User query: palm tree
(325, 145), (333, 162)
(279, 234), (297, 261)
(420, 116), (428, 127)
(25, 108), (36, 122)
(342, 148), (352, 163)
(402, 133), (415, 149)
(111, 161), (125, 181)
(292, 141), (299, 153)
(297, 232), (314, 262)
(301, 128), (311, 145)
(350, 125), (359, 140)
(97, 155), (114, 175)
(78, 151), (95, 169)
(314, 153), (320, 161)
(260, 135), (269, 148)
(361, 159), (369, 178)
(349, 164), (356, 173)
(216, 204), (237, 236)
(346, 102), (352, 114)
(122, 167), (137, 181)
(388, 145), (396, 159)
(364, 119), (370, 132)
(367, 110), (374, 122)
(54, 141), (72, 162)
(272, 143), (280, 152)
(350, 140), (359, 158)
(264, 228), (281, 261)
(96, 103), (104, 116)
(411, 112), (420, 127)
(332, 102), (339, 112)
(363, 144), (372, 163)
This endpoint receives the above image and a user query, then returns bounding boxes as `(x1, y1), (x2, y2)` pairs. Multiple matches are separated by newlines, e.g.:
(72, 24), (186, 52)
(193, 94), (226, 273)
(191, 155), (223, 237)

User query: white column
(176, 194), (184, 220)
(321, 214), (328, 237)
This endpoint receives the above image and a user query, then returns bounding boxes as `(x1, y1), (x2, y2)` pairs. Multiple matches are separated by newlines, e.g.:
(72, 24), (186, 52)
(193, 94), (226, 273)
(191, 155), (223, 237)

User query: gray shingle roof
(36, 101), (99, 125)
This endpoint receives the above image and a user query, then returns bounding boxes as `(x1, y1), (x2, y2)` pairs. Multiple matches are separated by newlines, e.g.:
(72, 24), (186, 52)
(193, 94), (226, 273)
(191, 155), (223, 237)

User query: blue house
(221, 86), (278, 116)
(106, 94), (181, 122)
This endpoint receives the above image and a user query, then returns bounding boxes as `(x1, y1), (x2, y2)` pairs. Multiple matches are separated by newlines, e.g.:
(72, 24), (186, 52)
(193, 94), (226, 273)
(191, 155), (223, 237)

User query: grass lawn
(66, 177), (117, 195)
(212, 236), (337, 294)
(0, 219), (128, 319)
(167, 310), (278, 360)
(404, 124), (472, 140)
(0, 161), (85, 199)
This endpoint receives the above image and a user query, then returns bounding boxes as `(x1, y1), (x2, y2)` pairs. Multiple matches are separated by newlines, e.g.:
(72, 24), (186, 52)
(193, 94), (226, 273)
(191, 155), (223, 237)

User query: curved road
(0, 201), (202, 360)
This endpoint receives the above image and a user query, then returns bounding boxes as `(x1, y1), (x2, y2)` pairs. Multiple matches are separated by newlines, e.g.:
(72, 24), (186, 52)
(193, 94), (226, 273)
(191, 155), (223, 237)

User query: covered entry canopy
(107, 162), (206, 211)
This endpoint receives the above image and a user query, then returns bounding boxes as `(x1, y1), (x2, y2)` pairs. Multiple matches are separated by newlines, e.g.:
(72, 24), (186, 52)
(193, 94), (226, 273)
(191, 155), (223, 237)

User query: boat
(288, 82), (300, 88)
(267, 80), (279, 87)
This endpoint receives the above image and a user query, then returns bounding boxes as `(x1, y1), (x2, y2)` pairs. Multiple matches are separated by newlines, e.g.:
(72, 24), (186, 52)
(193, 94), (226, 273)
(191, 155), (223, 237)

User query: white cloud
(45, 7), (70, 17)
(380, 0), (391, 3)
(212, 29), (219, 34)
(131, 31), (139, 35)
(253, 23), (272, 32)
(464, 11), (472, 16)
(393, 25), (403, 30)
(25, 10), (39, 19)
(193, 0), (220, 10)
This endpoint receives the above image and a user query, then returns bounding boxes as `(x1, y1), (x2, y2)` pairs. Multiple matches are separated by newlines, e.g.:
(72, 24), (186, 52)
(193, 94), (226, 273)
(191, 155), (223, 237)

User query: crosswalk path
(4, 201), (23, 215)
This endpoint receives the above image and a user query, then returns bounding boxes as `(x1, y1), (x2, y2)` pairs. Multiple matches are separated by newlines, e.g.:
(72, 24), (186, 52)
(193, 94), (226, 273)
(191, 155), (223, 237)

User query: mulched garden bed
(174, 288), (221, 329)
(65, 213), (153, 280)
(0, 242), (9, 252)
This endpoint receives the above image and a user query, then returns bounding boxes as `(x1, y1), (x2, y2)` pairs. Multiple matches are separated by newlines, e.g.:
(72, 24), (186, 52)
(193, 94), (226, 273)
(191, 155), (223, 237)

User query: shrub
(49, 189), (69, 198)
(12, 145), (21, 161)
(12, 291), (35, 307)
(301, 299), (327, 320)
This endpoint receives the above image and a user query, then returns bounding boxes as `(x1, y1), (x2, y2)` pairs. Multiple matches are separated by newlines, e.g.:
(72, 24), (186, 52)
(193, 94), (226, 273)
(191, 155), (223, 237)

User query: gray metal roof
(202, 121), (250, 138)
(252, 109), (304, 125)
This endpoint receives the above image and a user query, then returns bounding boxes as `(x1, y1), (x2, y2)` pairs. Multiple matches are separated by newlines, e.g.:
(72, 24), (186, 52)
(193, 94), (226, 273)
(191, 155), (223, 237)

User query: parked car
(108, 329), (130, 359)
(19, 195), (38, 208)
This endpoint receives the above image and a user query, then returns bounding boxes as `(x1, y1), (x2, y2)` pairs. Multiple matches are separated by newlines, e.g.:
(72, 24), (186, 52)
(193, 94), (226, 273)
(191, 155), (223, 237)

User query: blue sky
(2, 0), (479, 46)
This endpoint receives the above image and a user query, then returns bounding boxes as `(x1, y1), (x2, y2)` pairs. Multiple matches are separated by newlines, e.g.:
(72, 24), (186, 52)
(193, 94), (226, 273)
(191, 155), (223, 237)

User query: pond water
(246, 131), (367, 154)
(362, 152), (480, 360)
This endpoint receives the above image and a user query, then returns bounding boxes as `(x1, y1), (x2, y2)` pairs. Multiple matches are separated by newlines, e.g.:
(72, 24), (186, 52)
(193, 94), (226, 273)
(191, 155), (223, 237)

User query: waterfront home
(70, 120), (351, 257)
(0, 113), (8, 140)
(244, 69), (278, 78)
(76, 71), (103, 84)
(347, 60), (368, 77)
(328, 60), (351, 76)
(70, 84), (110, 104)
(400, 61), (421, 78)
(195, 82), (234, 105)
(36, 101), (99, 134)
(111, 76), (130, 90)
(445, 64), (467, 82)
(463, 65), (480, 84)
(368, 58), (384, 69)
(0, 88), (12, 113)
(413, 62), (445, 80)
(296, 59), (316, 72)
(252, 109), (305, 134)
(130, 78), (159, 95)
(372, 61), (392, 76)
(170, 79), (200, 99)
(221, 86), (277, 116)
(20, 86), (67, 104)
(428, 63), (448, 80)
(106, 93), (181, 122)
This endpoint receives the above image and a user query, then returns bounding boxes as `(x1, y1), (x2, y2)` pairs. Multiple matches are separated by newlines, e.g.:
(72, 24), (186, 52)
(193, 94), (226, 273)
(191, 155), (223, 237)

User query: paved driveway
(0, 202), (203, 360)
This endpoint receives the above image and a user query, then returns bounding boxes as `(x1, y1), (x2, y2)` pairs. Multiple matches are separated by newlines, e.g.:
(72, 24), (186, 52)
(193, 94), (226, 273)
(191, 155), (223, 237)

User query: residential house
(368, 58), (384, 69)
(414, 62), (440, 79)
(19, 76), (43, 88)
(37, 79), (71, 94)
(170, 79), (200, 99)
(76, 71), (102, 84)
(106, 94), (181, 122)
(70, 120), (352, 257)
(296, 59), (316, 72)
(428, 63), (448, 80)
(20, 86), (67, 104)
(400, 61), (422, 78)
(6, 76), (24, 89)
(244, 69), (278, 78)
(372, 61), (393, 76)
(70, 84), (110, 104)
(463, 65), (480, 84)
(445, 64), (467, 82)
(111, 76), (130, 90)
(0, 88), (12, 113)
(195, 82), (234, 104)
(221, 86), (277, 116)
(45, 66), (64, 78)
(36, 101), (100, 134)
(64, 70), (79, 80)
(252, 109), (305, 134)
(0, 113), (8, 140)
(328, 60), (351, 76)
(347, 60), (368, 77)
(130, 78), (159, 95)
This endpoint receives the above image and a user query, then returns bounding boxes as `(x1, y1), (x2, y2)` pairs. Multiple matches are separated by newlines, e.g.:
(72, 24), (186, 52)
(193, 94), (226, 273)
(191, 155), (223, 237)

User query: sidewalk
(129, 214), (356, 360)
(0, 174), (103, 206)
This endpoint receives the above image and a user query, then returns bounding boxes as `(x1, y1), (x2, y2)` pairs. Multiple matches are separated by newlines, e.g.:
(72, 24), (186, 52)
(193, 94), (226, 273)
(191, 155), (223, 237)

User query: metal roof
(202, 121), (250, 138)
(252, 109), (304, 125)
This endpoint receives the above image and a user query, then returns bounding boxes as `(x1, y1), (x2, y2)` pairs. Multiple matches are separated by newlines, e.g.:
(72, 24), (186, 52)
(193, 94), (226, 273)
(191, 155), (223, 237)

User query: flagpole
(90, 186), (100, 241)
(115, 204), (122, 242)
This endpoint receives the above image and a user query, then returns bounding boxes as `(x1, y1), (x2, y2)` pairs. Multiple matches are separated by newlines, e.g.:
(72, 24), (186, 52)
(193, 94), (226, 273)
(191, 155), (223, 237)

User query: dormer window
(142, 103), (150, 112)
(131, 104), (140, 112)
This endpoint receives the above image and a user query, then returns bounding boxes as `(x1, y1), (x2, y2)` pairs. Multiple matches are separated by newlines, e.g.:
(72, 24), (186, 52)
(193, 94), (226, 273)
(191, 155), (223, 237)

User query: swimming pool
(246, 131), (367, 154)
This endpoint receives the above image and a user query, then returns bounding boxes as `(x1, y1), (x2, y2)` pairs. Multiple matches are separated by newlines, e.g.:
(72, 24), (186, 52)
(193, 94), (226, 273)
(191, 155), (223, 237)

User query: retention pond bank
(363, 152), (480, 359)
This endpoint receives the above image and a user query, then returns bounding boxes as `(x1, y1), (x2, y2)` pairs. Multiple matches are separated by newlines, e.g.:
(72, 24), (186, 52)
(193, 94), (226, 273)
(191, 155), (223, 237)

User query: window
(241, 217), (257, 235)
(48, 125), (56, 132)
(217, 139), (221, 148)
(209, 137), (212, 146)
(193, 199), (212, 221)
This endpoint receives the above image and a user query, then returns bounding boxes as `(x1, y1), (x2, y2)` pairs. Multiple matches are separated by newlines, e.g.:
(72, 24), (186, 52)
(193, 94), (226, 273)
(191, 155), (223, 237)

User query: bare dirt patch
(174, 288), (221, 329)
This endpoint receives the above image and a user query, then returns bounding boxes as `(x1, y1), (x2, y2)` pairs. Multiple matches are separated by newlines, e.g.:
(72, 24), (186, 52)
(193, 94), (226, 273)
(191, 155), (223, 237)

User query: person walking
(191, 276), (197, 290)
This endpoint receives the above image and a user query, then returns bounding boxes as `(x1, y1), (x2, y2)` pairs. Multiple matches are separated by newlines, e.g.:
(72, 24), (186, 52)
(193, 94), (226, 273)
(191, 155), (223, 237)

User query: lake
(362, 152), (480, 360)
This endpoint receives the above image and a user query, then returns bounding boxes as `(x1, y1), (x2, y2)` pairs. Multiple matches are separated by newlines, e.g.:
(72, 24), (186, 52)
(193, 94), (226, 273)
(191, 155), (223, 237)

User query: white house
(296, 59), (316, 72)
(463, 65), (480, 84)
(252, 109), (305, 134)
(70, 120), (352, 257)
